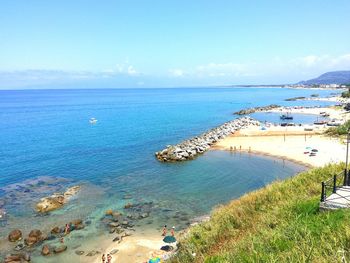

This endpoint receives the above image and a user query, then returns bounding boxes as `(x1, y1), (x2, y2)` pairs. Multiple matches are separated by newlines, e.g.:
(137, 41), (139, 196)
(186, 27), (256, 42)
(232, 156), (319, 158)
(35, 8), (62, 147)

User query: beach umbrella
(163, 235), (176, 243)
(149, 257), (161, 263)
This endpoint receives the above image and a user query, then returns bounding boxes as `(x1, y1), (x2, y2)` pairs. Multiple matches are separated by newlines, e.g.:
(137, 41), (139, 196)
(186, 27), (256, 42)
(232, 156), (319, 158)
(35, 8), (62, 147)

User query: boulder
(71, 219), (82, 226)
(35, 186), (80, 213)
(86, 250), (100, 256)
(35, 196), (64, 213)
(110, 249), (119, 255)
(8, 229), (22, 242)
(112, 236), (120, 242)
(51, 226), (61, 234)
(124, 203), (133, 209)
(22, 252), (31, 262)
(4, 254), (21, 262)
(41, 245), (50, 256)
(105, 209), (113, 215)
(14, 243), (25, 251)
(24, 236), (38, 246)
(54, 245), (67, 254)
(29, 229), (42, 238)
(109, 222), (119, 228)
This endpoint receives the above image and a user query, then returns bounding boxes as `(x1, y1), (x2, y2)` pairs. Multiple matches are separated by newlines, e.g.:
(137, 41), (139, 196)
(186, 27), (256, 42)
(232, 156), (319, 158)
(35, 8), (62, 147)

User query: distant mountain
(298, 71), (350, 85)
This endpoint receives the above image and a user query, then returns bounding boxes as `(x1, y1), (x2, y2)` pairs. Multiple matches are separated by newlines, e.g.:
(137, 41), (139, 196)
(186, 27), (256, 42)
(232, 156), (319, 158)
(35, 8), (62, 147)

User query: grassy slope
(171, 164), (350, 263)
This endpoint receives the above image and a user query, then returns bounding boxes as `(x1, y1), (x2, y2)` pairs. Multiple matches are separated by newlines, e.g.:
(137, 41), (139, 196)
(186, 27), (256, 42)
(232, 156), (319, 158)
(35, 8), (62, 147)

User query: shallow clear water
(0, 87), (338, 260)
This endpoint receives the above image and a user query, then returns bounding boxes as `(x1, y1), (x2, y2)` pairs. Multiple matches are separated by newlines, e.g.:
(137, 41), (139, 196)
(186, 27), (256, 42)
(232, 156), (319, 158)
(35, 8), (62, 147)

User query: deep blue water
(0, 87), (338, 261)
(0, 87), (335, 186)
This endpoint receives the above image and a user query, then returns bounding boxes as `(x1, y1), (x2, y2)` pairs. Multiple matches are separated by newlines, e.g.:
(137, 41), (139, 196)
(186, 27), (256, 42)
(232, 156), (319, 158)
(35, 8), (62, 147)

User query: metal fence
(320, 170), (347, 202)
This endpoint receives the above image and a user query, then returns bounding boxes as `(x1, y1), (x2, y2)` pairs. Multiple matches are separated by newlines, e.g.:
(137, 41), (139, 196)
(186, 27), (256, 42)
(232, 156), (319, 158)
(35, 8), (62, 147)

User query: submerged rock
(51, 226), (61, 234)
(86, 250), (100, 256)
(8, 229), (22, 242)
(14, 243), (25, 251)
(75, 250), (85, 255)
(110, 249), (119, 255)
(35, 186), (80, 213)
(24, 229), (44, 246)
(41, 245), (51, 256)
(54, 245), (67, 254)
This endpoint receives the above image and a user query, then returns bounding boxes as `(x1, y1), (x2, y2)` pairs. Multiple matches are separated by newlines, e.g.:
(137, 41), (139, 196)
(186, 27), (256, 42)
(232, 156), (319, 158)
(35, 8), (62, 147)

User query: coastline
(212, 125), (345, 167)
(1, 90), (347, 263)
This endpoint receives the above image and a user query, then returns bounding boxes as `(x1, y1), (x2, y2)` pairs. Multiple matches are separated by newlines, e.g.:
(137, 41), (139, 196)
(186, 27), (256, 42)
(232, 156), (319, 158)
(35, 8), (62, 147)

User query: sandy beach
(266, 106), (348, 122)
(214, 125), (346, 167)
(92, 232), (168, 263)
(303, 95), (350, 104)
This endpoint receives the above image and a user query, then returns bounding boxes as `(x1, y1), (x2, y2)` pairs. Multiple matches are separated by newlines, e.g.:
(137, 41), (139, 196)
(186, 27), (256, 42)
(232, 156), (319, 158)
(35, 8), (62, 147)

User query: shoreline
(211, 145), (315, 169)
(213, 126), (345, 167)
(1, 92), (348, 263)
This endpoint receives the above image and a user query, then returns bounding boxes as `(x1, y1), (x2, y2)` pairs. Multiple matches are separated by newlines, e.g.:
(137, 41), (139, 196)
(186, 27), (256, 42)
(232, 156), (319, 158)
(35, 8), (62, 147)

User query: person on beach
(102, 254), (106, 263)
(107, 254), (112, 263)
(162, 225), (167, 236)
(171, 226), (175, 236)
(64, 223), (70, 235)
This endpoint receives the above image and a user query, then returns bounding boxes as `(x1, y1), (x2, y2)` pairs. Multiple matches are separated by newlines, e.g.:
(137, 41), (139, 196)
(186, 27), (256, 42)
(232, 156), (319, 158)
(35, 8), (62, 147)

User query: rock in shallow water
(35, 186), (80, 213)
(86, 250), (100, 256)
(41, 245), (50, 256)
(8, 229), (22, 242)
(110, 249), (119, 255)
(54, 245), (67, 254)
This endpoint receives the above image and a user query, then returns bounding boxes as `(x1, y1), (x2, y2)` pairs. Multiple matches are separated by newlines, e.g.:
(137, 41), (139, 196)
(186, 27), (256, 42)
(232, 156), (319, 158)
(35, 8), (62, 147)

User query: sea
(0, 87), (338, 261)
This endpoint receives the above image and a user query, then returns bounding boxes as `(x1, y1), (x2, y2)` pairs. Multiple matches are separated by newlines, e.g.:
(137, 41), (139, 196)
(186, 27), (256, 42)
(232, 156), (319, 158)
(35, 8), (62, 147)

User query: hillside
(299, 71), (350, 85)
(170, 163), (348, 263)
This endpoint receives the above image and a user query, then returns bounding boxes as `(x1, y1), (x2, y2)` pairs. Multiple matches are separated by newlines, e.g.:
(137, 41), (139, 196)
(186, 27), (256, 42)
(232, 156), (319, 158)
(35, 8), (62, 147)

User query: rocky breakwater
(234, 104), (280, 115)
(155, 117), (260, 162)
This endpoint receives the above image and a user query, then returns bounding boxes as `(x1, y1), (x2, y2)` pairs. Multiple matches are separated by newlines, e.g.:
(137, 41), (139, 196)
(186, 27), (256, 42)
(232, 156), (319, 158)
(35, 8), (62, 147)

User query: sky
(0, 0), (350, 88)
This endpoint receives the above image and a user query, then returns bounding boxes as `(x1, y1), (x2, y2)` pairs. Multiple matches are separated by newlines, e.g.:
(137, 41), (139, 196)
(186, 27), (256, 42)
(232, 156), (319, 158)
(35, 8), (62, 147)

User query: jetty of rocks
(155, 117), (260, 162)
(234, 104), (280, 115)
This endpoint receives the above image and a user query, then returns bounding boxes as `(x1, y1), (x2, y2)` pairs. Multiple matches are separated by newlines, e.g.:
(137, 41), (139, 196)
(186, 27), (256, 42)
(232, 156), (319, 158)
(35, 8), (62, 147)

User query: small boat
(89, 118), (98, 124)
(280, 114), (293, 120)
(314, 120), (327, 125)
(327, 121), (341, 126)
(311, 149), (318, 152)
(280, 122), (288, 127)
(287, 122), (295, 126)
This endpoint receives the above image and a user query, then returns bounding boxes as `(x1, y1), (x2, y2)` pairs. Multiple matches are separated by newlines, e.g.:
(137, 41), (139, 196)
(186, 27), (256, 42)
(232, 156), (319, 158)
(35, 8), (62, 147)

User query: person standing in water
(171, 226), (175, 236)
(102, 254), (106, 263)
(64, 223), (70, 235)
(162, 225), (167, 236)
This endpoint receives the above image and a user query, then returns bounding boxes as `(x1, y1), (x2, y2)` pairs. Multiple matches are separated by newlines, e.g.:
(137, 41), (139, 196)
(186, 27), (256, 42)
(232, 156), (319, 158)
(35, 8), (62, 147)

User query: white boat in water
(89, 118), (98, 124)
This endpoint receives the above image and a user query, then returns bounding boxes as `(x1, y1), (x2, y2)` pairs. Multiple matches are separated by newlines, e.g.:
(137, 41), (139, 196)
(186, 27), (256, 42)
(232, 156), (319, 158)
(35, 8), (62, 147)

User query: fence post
(333, 175), (337, 193)
(344, 169), (347, 186)
(321, 182), (326, 202)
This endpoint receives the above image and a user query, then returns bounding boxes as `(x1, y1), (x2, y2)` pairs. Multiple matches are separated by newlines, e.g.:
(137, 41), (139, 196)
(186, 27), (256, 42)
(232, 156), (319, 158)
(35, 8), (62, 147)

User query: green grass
(342, 91), (350, 98)
(170, 164), (350, 263)
(325, 120), (350, 136)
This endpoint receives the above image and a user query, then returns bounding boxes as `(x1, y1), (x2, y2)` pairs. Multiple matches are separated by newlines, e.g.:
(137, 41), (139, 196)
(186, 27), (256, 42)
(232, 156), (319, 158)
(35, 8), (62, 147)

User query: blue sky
(1, 0), (350, 88)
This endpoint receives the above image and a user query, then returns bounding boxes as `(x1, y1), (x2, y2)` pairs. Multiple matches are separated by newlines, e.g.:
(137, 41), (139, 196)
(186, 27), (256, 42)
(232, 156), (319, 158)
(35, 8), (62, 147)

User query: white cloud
(167, 53), (350, 83)
(169, 69), (185, 77)
(293, 54), (350, 69)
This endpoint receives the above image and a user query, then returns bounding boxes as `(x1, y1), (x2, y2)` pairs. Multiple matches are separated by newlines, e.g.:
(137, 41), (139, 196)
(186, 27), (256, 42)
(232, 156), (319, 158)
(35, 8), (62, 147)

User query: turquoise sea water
(0, 87), (337, 261)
